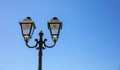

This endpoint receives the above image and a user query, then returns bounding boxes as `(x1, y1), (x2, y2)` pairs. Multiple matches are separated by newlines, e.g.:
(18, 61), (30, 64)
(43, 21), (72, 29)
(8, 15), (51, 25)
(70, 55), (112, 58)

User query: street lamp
(19, 16), (62, 70)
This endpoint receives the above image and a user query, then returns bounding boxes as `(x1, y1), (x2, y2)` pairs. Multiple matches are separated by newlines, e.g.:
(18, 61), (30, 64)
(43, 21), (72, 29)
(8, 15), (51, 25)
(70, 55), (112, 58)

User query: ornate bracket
(25, 38), (56, 50)
(43, 39), (56, 48)
(25, 39), (38, 48)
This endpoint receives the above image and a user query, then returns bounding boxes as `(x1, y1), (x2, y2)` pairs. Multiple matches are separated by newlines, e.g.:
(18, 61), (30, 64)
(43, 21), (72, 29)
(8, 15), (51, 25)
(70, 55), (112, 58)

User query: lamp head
(20, 17), (36, 41)
(48, 17), (62, 42)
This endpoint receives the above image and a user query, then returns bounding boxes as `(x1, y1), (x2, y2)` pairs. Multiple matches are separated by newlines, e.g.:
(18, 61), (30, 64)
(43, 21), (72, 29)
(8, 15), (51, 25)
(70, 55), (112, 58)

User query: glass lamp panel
(50, 24), (60, 29)
(51, 29), (59, 35)
(21, 23), (32, 35)
(30, 24), (35, 37)
(22, 23), (32, 29)
(49, 23), (61, 35)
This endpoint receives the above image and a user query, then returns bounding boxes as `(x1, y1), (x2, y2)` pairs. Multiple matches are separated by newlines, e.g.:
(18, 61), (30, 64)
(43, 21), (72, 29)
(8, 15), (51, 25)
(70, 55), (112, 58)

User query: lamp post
(19, 17), (62, 70)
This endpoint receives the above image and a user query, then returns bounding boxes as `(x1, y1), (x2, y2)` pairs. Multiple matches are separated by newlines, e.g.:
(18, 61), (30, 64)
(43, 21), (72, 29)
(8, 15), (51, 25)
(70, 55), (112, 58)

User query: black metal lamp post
(19, 17), (62, 70)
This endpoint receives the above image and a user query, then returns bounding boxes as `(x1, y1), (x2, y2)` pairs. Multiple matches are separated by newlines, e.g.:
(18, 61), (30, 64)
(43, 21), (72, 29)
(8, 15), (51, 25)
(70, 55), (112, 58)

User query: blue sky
(0, 0), (120, 70)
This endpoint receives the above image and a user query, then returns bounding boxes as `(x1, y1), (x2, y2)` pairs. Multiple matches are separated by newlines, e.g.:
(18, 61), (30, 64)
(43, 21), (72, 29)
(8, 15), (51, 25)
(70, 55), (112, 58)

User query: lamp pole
(19, 17), (62, 70)
(38, 31), (43, 70)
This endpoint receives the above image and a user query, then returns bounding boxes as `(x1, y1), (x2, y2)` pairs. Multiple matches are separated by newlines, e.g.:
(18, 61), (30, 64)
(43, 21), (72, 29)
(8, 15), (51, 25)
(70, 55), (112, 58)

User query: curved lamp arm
(43, 39), (56, 48)
(25, 39), (38, 48)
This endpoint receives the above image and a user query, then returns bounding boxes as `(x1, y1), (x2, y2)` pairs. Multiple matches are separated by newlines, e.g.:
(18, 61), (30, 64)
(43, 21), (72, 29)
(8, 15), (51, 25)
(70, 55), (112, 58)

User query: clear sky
(0, 0), (120, 70)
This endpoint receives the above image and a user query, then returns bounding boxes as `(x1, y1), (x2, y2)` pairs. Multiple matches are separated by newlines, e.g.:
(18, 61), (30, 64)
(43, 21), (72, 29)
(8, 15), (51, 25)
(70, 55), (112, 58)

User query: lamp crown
(53, 17), (57, 19)
(50, 17), (60, 23)
(21, 17), (33, 23)
(26, 16), (31, 19)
